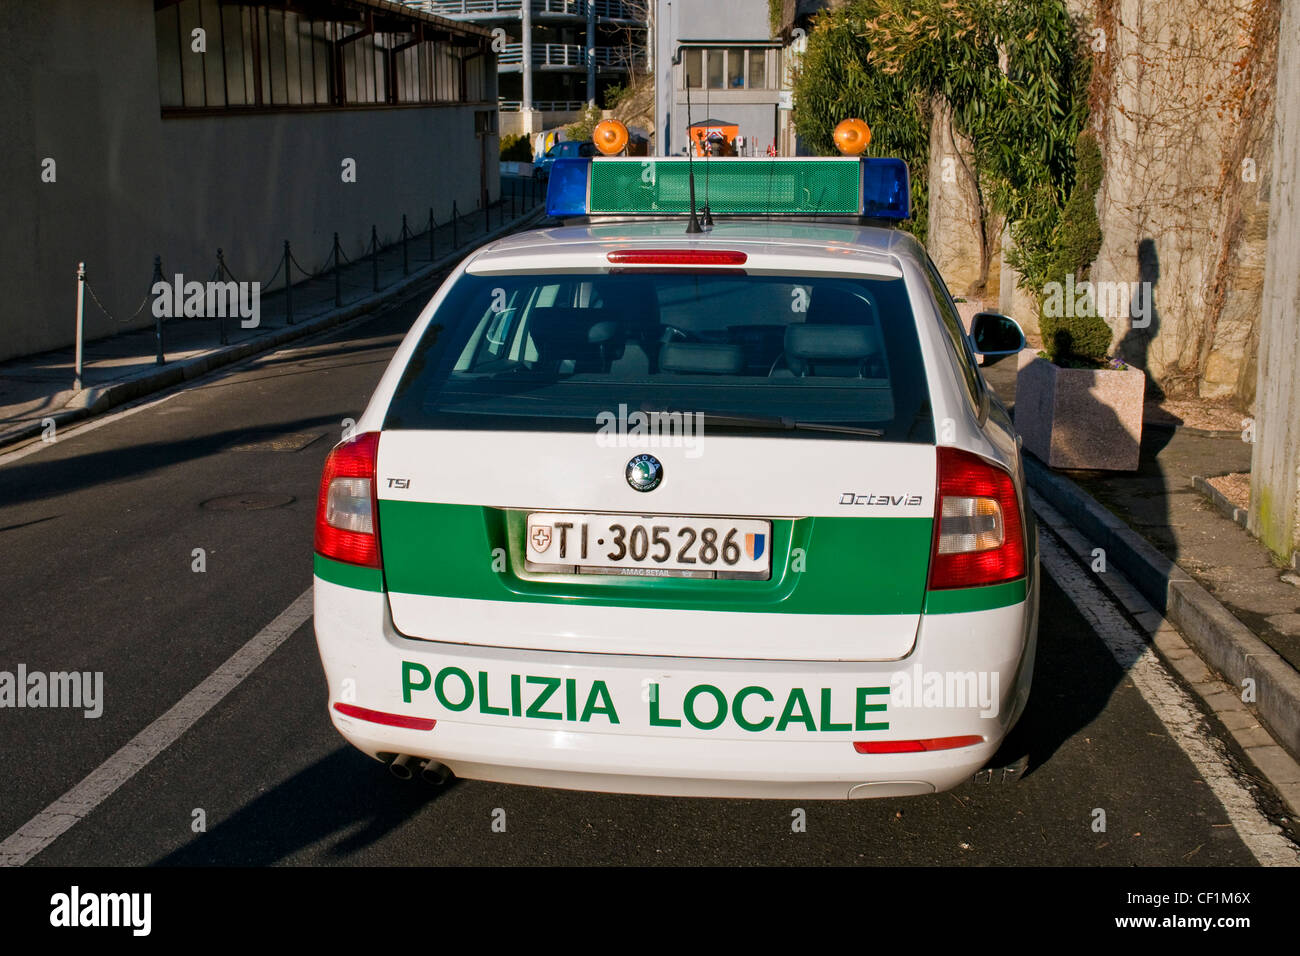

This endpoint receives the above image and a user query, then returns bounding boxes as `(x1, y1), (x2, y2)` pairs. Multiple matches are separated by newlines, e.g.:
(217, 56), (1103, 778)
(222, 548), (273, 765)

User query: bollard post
(333, 232), (341, 307)
(452, 201), (459, 249)
(74, 262), (86, 391)
(216, 248), (228, 344)
(152, 255), (165, 365)
(371, 225), (379, 292)
(284, 240), (293, 325)
(402, 214), (409, 276)
(428, 207), (435, 262)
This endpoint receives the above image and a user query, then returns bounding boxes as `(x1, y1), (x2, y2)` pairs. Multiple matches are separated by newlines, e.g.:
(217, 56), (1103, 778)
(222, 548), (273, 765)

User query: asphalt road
(0, 284), (1295, 867)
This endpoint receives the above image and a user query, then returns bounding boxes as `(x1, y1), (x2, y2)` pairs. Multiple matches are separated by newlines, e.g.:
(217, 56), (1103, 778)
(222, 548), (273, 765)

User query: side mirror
(970, 311), (1026, 357)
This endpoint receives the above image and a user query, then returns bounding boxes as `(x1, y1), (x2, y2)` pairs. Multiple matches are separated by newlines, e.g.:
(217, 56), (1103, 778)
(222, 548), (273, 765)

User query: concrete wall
(654, 0), (777, 156)
(0, 0), (497, 361)
(1081, 0), (1278, 402)
(1249, 0), (1300, 559)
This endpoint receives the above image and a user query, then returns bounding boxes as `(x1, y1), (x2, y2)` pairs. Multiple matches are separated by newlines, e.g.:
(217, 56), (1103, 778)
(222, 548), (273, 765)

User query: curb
(1025, 455), (1300, 764)
(1193, 475), (1250, 529)
(1191, 477), (1299, 572)
(0, 207), (546, 451)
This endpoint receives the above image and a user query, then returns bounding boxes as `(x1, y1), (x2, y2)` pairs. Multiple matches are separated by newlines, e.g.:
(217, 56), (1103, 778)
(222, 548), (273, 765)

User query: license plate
(525, 512), (772, 580)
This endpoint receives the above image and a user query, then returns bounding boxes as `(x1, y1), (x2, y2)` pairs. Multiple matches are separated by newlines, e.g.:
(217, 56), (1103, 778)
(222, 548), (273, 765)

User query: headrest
(785, 324), (876, 361)
(658, 342), (745, 375)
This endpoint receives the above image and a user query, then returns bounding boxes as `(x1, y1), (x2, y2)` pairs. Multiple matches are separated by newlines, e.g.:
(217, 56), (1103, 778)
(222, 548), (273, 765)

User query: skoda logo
(626, 454), (663, 492)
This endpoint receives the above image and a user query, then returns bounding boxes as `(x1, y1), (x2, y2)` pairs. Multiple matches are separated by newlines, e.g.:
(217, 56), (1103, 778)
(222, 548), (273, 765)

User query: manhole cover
(200, 493), (296, 511)
(227, 431), (324, 452)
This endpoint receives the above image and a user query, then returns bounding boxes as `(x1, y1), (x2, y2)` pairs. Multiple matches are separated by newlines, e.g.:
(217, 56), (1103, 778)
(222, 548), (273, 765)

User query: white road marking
(1037, 527), (1299, 867)
(0, 587), (314, 867)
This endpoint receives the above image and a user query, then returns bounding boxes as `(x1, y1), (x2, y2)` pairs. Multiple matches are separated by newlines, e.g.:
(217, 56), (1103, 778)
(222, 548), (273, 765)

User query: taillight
(928, 446), (1025, 589)
(315, 431), (381, 568)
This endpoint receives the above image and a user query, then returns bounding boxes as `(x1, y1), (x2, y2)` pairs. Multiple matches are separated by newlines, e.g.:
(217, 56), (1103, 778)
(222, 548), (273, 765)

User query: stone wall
(1083, 0), (1280, 404)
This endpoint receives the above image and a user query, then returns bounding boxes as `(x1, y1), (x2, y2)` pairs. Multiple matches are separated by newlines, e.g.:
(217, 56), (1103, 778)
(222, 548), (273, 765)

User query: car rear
(313, 225), (1036, 799)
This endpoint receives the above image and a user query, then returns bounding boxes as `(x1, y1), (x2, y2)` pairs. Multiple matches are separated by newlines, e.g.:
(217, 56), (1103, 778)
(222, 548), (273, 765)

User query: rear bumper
(313, 577), (1036, 800)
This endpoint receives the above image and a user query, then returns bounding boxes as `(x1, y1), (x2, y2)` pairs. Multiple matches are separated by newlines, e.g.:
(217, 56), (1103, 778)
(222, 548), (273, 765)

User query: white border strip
(0, 588), (314, 867)
(1038, 530), (1298, 866)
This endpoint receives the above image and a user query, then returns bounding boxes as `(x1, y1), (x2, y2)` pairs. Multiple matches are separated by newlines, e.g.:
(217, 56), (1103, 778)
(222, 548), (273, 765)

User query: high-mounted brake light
(928, 446), (1025, 590)
(607, 250), (748, 266)
(314, 431), (382, 569)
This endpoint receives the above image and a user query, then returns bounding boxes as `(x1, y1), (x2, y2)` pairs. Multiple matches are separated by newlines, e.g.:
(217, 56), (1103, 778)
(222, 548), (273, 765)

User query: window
(748, 49), (767, 89)
(706, 48), (725, 89)
(683, 48), (701, 87)
(384, 272), (934, 444)
(154, 0), (489, 112)
(727, 50), (744, 88)
(681, 47), (775, 90)
(923, 258), (985, 417)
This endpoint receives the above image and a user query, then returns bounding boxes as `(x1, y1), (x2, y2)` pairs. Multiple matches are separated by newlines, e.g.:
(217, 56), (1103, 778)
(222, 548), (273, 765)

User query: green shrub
(1039, 129), (1111, 365)
(499, 134), (532, 163)
(565, 104), (602, 143)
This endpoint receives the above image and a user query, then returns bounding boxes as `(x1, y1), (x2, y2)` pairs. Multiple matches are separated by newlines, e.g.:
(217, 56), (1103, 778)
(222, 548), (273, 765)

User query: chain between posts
(72, 184), (534, 374)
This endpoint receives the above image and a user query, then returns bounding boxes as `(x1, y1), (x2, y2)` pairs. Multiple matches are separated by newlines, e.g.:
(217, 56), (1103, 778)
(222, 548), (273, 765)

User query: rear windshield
(384, 271), (934, 443)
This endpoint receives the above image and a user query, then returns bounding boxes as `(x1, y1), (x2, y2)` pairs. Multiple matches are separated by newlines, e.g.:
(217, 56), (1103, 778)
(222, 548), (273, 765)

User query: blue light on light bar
(861, 157), (910, 220)
(546, 158), (592, 218)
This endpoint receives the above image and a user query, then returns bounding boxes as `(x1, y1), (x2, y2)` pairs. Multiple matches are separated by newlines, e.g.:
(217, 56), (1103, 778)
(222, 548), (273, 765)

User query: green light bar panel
(588, 159), (863, 216)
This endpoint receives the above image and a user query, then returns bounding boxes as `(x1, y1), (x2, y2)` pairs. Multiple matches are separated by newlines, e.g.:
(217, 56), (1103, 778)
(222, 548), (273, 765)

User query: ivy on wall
(791, 0), (1091, 294)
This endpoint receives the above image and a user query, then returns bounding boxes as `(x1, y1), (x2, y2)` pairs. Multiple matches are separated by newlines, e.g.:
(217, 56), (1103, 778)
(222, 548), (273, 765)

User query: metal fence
(69, 178), (545, 389)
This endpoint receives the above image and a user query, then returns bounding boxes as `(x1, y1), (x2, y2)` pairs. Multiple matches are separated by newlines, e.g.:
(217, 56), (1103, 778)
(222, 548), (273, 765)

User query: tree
(791, 0), (1091, 292)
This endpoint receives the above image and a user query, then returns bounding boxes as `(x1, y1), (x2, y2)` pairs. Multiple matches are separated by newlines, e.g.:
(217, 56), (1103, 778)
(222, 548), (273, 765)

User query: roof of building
(347, 0), (495, 38)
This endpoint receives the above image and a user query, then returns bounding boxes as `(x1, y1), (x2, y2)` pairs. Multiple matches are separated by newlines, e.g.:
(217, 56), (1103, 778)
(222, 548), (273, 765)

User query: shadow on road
(153, 748), (458, 865)
(0, 414), (344, 508)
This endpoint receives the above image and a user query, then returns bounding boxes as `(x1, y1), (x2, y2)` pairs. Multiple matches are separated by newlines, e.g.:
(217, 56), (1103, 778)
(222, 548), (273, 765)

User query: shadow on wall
(1117, 237), (1164, 403)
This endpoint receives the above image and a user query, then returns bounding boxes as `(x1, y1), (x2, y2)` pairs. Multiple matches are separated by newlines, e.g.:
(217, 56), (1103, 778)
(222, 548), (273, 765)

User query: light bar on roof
(545, 156), (910, 220)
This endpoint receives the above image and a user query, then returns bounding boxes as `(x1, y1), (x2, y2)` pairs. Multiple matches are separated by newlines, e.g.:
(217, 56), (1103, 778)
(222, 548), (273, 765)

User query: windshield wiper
(641, 404), (884, 438)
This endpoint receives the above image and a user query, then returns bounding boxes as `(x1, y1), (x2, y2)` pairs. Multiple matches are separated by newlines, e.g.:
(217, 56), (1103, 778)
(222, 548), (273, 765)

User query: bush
(499, 134), (532, 163)
(1039, 129), (1111, 365)
(564, 104), (602, 143)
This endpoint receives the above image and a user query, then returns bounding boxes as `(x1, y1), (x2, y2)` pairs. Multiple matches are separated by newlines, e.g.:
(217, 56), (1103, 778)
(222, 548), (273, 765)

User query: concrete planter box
(1015, 352), (1145, 471)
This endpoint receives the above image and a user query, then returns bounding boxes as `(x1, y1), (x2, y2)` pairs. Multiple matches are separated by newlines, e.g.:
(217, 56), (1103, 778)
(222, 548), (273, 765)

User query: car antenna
(683, 71), (704, 234)
(700, 75), (714, 229)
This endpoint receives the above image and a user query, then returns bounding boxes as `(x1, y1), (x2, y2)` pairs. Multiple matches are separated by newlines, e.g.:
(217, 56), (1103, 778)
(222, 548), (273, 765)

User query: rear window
(384, 271), (934, 443)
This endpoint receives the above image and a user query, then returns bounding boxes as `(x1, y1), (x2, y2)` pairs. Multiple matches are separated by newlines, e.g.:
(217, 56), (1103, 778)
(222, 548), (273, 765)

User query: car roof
(465, 219), (924, 277)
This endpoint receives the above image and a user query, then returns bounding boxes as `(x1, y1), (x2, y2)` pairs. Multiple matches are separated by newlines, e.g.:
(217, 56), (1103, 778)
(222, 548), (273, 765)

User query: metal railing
(67, 178), (546, 388)
(418, 0), (645, 20)
(498, 42), (585, 67)
(497, 42), (642, 69)
(591, 45), (645, 70)
(499, 98), (586, 111)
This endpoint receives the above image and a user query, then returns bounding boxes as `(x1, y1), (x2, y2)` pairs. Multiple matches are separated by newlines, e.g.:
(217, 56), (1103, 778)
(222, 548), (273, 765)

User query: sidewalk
(982, 355), (1300, 764)
(0, 179), (547, 449)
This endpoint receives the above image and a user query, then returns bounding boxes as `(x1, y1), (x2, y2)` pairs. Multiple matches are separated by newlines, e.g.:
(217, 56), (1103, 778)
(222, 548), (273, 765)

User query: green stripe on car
(378, 500), (934, 615)
(314, 554), (384, 592)
(923, 578), (1027, 614)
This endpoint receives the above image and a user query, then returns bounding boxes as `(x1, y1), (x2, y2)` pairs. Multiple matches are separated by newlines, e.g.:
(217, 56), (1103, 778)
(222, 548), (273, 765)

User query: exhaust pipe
(421, 759), (452, 786)
(388, 754), (415, 780)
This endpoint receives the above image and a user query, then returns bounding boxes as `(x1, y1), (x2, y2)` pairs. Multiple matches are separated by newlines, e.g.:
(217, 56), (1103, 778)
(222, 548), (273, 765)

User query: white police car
(313, 141), (1039, 799)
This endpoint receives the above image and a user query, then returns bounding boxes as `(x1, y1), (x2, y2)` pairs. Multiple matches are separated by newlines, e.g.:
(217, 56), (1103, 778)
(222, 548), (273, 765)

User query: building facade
(653, 0), (781, 156)
(1, 0), (497, 363)
(413, 1), (649, 136)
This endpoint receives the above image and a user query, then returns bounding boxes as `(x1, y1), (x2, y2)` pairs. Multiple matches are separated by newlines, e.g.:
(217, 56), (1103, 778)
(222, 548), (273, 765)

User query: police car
(313, 121), (1039, 799)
